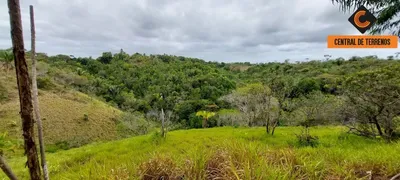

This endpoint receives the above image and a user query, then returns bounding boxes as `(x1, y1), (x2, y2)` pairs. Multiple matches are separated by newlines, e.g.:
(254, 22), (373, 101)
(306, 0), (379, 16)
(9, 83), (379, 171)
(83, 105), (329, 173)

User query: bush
(116, 112), (154, 138)
(37, 76), (56, 90)
(46, 137), (92, 153)
(189, 113), (202, 128)
(0, 84), (8, 102)
(295, 128), (319, 147)
(83, 113), (89, 121)
(45, 141), (70, 153)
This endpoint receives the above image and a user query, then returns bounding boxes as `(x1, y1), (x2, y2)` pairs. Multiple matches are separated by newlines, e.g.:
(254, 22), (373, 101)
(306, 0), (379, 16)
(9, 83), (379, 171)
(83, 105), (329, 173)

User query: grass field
(2, 126), (400, 180)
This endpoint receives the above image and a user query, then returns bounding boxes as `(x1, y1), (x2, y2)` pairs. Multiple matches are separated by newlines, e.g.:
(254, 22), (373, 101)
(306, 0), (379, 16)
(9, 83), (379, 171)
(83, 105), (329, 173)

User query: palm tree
(331, 0), (400, 37)
(195, 111), (216, 128)
(395, 52), (400, 59)
(0, 50), (14, 75)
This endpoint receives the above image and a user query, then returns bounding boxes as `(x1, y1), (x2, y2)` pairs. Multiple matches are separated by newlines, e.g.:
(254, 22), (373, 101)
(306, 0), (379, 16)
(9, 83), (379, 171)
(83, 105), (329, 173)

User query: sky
(0, 0), (399, 63)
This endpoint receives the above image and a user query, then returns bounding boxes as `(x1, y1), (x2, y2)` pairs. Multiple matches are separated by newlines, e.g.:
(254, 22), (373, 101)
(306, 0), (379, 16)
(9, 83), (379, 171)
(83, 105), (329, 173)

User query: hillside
(2, 126), (400, 179)
(0, 67), (122, 149)
(39, 53), (400, 129)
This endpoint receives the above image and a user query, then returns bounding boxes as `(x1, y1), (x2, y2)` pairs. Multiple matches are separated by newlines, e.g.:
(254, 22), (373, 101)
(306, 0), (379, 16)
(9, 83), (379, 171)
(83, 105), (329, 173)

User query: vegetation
(0, 69), (122, 149)
(195, 111), (216, 128)
(1, 47), (400, 178)
(2, 127), (400, 179)
(2, 1), (400, 179)
(2, 50), (400, 140)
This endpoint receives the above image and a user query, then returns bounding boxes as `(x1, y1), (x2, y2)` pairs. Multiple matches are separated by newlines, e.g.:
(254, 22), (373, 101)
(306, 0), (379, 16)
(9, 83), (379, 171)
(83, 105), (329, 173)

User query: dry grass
(138, 154), (184, 180)
(0, 71), (122, 147)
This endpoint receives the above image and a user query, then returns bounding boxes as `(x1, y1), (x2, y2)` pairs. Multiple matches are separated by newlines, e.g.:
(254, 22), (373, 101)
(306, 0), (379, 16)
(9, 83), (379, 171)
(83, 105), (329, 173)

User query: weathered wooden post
(7, 0), (41, 179)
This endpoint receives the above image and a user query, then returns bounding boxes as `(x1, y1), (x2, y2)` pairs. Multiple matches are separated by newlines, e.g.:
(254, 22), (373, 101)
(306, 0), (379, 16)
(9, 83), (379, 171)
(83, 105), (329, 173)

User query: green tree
(195, 111), (216, 128)
(0, 50), (14, 75)
(342, 65), (400, 140)
(98, 52), (113, 64)
(331, 0), (400, 37)
(269, 76), (297, 135)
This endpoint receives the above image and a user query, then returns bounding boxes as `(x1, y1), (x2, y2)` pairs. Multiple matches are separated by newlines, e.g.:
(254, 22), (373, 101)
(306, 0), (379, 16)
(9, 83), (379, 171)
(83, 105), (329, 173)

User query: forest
(21, 50), (400, 138)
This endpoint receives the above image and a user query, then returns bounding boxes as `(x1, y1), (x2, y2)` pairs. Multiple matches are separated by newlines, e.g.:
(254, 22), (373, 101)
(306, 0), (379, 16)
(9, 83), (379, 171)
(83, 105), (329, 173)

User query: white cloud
(0, 0), (398, 62)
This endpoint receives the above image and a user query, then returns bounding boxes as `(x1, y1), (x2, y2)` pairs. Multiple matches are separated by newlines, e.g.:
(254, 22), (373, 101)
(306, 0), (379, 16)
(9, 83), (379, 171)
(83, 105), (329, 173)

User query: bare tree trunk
(271, 105), (282, 136)
(0, 155), (18, 180)
(202, 118), (208, 128)
(271, 120), (278, 135)
(373, 117), (383, 136)
(161, 108), (165, 137)
(30, 5), (49, 180)
(7, 0), (41, 179)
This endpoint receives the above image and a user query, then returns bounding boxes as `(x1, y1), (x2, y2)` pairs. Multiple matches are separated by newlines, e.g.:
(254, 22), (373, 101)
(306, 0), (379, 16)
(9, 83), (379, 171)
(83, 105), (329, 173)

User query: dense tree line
(4, 49), (399, 140)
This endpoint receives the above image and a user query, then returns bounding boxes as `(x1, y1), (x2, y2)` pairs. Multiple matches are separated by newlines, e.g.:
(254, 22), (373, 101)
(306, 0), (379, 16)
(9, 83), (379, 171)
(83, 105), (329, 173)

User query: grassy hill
(0, 68), (122, 150)
(2, 126), (400, 179)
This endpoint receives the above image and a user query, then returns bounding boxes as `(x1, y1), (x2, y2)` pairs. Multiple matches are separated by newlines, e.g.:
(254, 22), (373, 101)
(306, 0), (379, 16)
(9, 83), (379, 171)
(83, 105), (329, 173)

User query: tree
(0, 50), (14, 75)
(395, 52), (400, 59)
(331, 0), (400, 37)
(216, 109), (242, 127)
(160, 93), (166, 137)
(342, 65), (400, 140)
(7, 0), (41, 179)
(269, 76), (296, 135)
(98, 52), (113, 64)
(324, 54), (332, 61)
(115, 48), (129, 61)
(293, 91), (338, 127)
(30, 5), (49, 180)
(220, 83), (279, 133)
(195, 111), (216, 128)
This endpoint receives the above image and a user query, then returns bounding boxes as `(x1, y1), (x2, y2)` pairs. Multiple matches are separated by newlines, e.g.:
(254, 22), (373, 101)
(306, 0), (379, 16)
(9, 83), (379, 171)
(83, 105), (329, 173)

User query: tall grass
(2, 126), (400, 179)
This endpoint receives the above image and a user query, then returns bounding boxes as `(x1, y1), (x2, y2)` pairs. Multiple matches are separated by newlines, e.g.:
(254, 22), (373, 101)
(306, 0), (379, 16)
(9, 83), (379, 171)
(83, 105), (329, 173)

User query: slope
(0, 66), (122, 149)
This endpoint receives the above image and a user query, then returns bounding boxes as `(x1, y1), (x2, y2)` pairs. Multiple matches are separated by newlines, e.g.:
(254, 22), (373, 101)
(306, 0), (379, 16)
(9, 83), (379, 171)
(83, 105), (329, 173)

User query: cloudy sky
(0, 0), (399, 63)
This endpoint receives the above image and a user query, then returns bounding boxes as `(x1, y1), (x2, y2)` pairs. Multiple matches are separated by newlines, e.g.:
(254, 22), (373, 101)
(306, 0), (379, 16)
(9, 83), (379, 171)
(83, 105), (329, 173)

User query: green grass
(2, 126), (400, 179)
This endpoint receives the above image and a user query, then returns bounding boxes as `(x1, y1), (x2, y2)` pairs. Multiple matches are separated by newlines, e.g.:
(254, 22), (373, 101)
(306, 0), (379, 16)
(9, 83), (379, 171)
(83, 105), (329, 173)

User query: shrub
(116, 112), (154, 138)
(37, 76), (55, 90)
(45, 141), (70, 153)
(83, 113), (89, 121)
(46, 137), (92, 153)
(295, 128), (319, 147)
(189, 113), (203, 128)
(0, 83), (8, 102)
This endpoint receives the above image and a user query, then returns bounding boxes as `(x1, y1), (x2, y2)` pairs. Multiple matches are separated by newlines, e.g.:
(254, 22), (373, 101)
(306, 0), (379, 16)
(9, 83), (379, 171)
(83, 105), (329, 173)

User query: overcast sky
(0, 0), (399, 63)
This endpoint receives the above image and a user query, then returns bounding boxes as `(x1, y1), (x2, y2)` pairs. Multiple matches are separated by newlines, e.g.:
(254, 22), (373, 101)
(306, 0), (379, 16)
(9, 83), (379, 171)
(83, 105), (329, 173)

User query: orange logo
(354, 11), (370, 28)
(348, 5), (376, 34)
